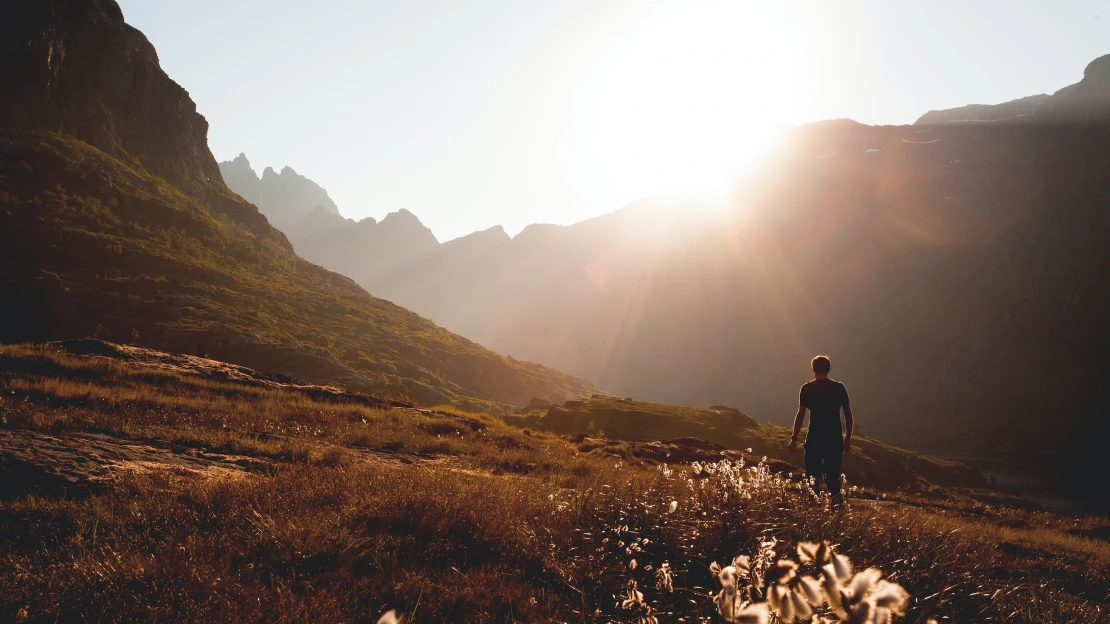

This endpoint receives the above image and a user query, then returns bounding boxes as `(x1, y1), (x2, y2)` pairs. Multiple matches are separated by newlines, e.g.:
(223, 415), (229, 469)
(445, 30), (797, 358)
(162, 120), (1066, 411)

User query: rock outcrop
(0, 0), (224, 195)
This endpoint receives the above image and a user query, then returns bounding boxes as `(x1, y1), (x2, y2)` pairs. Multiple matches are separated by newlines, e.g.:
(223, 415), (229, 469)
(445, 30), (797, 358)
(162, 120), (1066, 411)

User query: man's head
(811, 355), (831, 378)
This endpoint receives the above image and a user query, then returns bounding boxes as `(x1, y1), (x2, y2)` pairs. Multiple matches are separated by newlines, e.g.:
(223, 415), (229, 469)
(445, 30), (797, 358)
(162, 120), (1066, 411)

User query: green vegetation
(1, 343), (1106, 623)
(0, 130), (598, 410)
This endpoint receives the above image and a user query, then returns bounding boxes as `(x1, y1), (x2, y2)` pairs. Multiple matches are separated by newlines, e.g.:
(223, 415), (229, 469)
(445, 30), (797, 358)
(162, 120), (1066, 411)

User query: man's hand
(843, 438), (852, 454)
(788, 439), (798, 454)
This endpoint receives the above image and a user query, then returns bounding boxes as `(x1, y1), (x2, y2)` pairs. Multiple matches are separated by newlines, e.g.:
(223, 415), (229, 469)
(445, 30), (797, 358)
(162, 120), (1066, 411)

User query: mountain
(217, 155), (441, 280)
(917, 54), (1110, 124)
(292, 204), (354, 239)
(218, 152), (263, 206)
(0, 0), (598, 410)
(352, 56), (1110, 503)
(218, 154), (341, 234)
(292, 208), (441, 287)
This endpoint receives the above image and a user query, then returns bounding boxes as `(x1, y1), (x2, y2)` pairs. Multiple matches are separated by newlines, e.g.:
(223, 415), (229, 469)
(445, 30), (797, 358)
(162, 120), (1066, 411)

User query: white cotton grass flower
(654, 562), (674, 592)
(797, 540), (832, 566)
(766, 559), (825, 622)
(820, 555), (909, 624)
(620, 582), (644, 610)
(796, 574), (824, 607)
(376, 610), (400, 624)
(713, 563), (769, 624)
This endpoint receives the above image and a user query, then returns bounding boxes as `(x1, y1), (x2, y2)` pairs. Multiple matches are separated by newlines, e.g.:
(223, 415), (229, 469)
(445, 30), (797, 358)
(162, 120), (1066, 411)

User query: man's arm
(842, 404), (854, 453)
(788, 405), (805, 453)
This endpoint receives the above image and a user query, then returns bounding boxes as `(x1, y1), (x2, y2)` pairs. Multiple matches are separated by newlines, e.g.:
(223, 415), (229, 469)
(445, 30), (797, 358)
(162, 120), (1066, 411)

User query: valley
(1, 1), (1108, 621)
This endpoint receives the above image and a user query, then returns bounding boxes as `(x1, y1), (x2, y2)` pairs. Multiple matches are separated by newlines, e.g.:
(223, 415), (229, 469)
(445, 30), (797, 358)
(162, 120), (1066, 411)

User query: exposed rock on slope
(0, 0), (223, 195)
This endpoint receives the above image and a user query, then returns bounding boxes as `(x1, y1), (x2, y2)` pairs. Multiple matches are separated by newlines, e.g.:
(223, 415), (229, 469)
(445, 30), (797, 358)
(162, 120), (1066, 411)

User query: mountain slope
(0, 0), (598, 410)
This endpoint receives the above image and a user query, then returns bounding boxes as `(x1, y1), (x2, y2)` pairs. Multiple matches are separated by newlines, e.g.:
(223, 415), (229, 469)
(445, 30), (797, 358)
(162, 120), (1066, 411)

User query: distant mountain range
(0, 0), (598, 410)
(218, 154), (343, 234)
(221, 55), (1110, 503)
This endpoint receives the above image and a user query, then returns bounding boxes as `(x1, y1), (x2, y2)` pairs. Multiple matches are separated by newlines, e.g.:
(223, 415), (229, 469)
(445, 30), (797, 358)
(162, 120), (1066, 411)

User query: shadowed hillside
(0, 0), (598, 410)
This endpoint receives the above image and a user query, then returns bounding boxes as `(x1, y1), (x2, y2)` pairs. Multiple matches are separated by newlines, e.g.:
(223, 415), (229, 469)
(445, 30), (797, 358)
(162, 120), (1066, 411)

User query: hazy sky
(118, 0), (1107, 241)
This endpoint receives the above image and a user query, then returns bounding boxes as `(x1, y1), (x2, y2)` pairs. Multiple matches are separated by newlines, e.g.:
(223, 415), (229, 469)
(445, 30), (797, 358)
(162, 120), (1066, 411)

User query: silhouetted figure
(788, 355), (854, 504)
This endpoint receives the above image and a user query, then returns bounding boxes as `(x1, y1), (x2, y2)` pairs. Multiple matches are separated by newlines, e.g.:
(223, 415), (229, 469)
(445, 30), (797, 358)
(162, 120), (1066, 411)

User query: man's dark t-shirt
(800, 379), (849, 445)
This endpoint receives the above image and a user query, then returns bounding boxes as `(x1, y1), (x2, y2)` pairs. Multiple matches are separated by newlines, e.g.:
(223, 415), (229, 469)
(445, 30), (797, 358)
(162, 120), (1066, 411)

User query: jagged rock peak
(222, 153), (258, 176)
(381, 208), (424, 226)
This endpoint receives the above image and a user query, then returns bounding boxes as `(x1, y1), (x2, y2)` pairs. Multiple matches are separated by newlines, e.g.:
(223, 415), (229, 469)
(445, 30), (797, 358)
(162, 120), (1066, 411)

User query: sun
(564, 0), (808, 210)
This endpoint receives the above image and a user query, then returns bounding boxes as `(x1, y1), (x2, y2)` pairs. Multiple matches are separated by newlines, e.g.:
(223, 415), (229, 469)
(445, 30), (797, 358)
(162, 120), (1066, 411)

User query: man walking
(788, 355), (854, 504)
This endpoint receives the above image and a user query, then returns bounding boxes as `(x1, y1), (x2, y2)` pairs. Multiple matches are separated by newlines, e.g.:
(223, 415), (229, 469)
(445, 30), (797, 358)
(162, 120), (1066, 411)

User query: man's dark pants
(804, 437), (843, 501)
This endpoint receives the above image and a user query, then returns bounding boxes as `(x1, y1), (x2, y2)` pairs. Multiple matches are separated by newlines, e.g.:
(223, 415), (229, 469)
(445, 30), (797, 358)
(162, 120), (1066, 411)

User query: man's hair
(811, 355), (831, 374)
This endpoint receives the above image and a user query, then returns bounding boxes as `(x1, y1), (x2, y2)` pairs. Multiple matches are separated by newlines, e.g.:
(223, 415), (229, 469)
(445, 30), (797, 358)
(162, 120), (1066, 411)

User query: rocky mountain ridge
(916, 53), (1110, 124)
(218, 153), (341, 234)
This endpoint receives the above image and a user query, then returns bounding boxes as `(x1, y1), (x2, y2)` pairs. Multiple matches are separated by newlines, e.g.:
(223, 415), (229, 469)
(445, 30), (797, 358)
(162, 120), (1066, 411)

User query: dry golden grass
(0, 344), (1107, 623)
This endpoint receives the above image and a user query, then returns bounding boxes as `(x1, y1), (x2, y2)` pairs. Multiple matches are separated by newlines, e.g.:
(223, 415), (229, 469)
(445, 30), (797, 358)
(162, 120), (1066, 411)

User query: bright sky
(118, 0), (1108, 241)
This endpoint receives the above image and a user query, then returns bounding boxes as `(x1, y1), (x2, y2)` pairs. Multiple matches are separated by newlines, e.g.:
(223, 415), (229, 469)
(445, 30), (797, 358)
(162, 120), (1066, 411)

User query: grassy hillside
(0, 343), (1106, 623)
(508, 396), (993, 497)
(0, 131), (598, 409)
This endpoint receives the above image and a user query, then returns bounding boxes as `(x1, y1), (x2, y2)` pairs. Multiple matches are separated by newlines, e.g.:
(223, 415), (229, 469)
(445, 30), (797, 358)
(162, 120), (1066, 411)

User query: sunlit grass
(0, 344), (1106, 623)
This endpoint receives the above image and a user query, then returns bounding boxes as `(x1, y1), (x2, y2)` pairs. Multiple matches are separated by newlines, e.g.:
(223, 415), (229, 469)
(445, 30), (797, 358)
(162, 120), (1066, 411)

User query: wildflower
(376, 610), (400, 624)
(655, 562), (674, 593)
(620, 580), (659, 624)
(668, 500), (678, 513)
(621, 580), (644, 610)
(712, 563), (769, 624)
(821, 555), (909, 624)
(630, 558), (638, 570)
(765, 560), (798, 586)
(797, 541), (832, 566)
